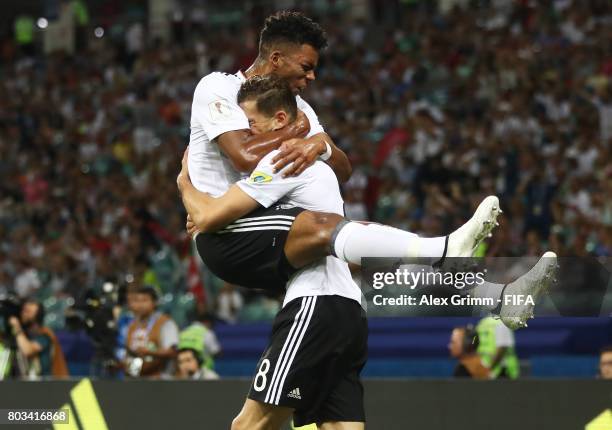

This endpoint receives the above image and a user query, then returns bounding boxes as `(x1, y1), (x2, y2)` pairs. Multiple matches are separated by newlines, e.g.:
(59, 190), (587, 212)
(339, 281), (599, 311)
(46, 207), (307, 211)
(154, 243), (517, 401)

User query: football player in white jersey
(183, 11), (492, 429)
(181, 12), (555, 430)
(180, 74), (557, 327)
(178, 75), (557, 429)
(186, 11), (507, 298)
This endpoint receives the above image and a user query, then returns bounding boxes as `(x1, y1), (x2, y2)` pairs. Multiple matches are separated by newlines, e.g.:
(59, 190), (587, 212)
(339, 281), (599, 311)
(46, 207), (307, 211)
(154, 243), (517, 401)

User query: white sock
(332, 222), (447, 265)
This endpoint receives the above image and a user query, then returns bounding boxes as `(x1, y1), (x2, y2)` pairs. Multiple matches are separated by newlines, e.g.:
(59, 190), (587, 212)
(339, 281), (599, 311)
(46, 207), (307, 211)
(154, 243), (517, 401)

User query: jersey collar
(236, 70), (247, 82)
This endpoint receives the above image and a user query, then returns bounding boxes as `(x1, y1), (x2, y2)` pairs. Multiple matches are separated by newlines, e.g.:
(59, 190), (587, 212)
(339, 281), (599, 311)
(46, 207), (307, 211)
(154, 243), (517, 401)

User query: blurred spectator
(175, 348), (219, 380)
(448, 325), (489, 379)
(0, 0), (610, 332)
(476, 316), (519, 379)
(124, 286), (178, 378)
(8, 300), (68, 379)
(598, 346), (612, 379)
(217, 283), (244, 324)
(115, 285), (139, 365)
(0, 331), (9, 379)
(180, 312), (221, 372)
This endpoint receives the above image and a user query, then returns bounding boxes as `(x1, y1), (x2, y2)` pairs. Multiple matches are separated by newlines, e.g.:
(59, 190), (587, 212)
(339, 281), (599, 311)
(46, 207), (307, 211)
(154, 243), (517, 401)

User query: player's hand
(272, 138), (325, 177)
(186, 214), (200, 238)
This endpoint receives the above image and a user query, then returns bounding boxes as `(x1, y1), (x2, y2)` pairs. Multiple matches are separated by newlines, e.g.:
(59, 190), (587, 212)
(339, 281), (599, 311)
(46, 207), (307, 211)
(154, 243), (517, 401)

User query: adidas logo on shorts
(287, 388), (301, 400)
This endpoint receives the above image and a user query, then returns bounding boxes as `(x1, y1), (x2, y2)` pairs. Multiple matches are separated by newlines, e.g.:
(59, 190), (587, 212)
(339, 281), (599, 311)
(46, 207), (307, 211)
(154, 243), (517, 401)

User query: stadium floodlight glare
(37, 18), (48, 29)
(94, 27), (104, 38)
(102, 282), (114, 293)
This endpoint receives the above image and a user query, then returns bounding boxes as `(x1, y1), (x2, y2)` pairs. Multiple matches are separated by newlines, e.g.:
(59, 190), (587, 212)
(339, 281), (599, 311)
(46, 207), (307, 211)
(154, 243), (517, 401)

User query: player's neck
(244, 58), (272, 79)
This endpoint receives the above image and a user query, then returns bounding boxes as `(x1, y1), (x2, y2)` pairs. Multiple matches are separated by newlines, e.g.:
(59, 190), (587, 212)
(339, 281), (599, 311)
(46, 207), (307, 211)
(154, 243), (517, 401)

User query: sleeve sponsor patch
(208, 99), (233, 121)
(248, 171), (273, 184)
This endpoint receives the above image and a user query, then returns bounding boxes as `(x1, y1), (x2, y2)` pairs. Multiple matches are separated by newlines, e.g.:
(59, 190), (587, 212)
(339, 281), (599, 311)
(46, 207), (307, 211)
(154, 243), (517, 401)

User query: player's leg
(194, 196), (500, 291)
(417, 251), (557, 329)
(231, 399), (293, 430)
(491, 251), (558, 329)
(245, 296), (326, 430)
(284, 195), (501, 268)
(292, 296), (368, 430)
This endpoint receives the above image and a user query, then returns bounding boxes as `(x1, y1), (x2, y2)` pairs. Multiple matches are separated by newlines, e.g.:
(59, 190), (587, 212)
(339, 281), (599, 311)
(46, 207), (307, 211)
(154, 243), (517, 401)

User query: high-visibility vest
(72, 0), (89, 26)
(0, 342), (11, 379)
(14, 16), (34, 45)
(477, 317), (520, 379)
(179, 324), (214, 371)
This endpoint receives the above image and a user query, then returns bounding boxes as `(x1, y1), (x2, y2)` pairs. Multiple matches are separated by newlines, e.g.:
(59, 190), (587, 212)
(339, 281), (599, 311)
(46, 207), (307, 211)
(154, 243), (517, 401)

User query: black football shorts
(248, 295), (368, 426)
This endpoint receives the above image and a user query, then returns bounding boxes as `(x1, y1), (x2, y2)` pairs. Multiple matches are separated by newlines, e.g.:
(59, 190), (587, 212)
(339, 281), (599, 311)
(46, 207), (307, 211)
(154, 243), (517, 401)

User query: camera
(65, 283), (120, 364)
(0, 294), (22, 345)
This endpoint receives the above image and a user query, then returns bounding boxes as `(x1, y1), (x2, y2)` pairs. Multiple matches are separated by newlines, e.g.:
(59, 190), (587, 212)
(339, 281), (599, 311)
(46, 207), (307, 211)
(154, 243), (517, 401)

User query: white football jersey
(189, 70), (361, 308)
(188, 71), (324, 197)
(238, 151), (362, 307)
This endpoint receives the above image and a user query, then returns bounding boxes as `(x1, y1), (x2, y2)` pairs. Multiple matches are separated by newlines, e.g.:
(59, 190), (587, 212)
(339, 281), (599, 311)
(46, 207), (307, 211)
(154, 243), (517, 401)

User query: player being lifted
(179, 75), (556, 429)
(180, 73), (557, 329)
(179, 13), (556, 428)
(186, 13), (509, 293)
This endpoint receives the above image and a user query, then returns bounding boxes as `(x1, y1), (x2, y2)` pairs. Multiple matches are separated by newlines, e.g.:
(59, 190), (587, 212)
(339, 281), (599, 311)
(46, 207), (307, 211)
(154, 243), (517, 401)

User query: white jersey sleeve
(236, 150), (304, 208)
(296, 96), (324, 137)
(191, 72), (249, 142)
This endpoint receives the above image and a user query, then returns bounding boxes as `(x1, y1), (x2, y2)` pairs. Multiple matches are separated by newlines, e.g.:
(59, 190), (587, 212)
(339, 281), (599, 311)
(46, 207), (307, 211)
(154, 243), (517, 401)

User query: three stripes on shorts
(264, 296), (317, 405)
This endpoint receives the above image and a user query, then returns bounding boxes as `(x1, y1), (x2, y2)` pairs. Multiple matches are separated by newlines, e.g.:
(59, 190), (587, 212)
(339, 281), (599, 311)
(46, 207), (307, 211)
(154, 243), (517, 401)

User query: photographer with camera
(8, 299), (68, 379)
(124, 286), (179, 378)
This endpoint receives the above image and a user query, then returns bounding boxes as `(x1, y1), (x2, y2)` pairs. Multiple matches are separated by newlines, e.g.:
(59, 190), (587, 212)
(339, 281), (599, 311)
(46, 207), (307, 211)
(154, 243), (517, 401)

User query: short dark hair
(259, 11), (327, 55)
(23, 300), (45, 325)
(601, 346), (612, 355)
(237, 76), (297, 121)
(455, 325), (479, 353)
(135, 285), (158, 302)
(178, 348), (203, 366)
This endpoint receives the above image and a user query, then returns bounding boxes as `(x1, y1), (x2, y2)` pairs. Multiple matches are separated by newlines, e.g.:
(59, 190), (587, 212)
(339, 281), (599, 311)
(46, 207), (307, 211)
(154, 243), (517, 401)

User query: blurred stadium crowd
(0, 0), (611, 333)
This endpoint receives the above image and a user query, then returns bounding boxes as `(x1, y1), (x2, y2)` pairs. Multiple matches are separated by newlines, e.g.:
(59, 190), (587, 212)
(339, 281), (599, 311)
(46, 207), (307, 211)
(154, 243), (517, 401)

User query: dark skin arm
(219, 115), (352, 181)
(272, 132), (352, 182)
(217, 110), (309, 173)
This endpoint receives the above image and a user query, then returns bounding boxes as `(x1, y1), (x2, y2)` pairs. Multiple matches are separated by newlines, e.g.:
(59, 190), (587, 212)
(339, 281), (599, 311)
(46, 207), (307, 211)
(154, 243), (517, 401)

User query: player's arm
(179, 178), (259, 233)
(217, 110), (310, 173)
(192, 76), (310, 173)
(177, 151), (259, 232)
(271, 132), (352, 182)
(274, 96), (351, 181)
